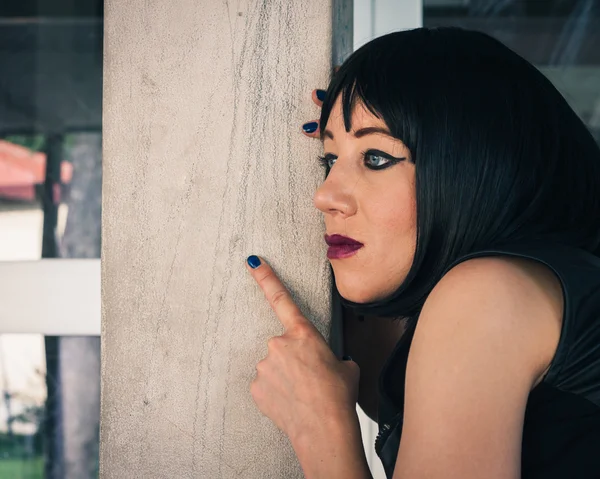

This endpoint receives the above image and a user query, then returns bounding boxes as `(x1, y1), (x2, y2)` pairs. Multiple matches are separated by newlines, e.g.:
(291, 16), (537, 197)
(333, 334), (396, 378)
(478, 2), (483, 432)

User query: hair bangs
(319, 47), (417, 152)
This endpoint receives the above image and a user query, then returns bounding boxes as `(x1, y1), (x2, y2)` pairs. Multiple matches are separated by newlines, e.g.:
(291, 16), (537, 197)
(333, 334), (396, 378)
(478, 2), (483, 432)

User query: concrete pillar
(101, 1), (351, 477)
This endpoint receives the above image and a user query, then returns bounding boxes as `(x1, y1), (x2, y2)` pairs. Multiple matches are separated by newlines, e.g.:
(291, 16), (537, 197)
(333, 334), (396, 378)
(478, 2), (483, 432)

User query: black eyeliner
(364, 149), (405, 162)
(361, 149), (405, 170)
(317, 149), (406, 170)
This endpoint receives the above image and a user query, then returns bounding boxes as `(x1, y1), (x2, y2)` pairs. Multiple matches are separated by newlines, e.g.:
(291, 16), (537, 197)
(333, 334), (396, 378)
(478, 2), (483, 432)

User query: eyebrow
(322, 126), (393, 140)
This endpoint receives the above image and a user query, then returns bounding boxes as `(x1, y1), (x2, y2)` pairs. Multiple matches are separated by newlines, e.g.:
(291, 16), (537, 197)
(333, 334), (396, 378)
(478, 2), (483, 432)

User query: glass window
(0, 1), (102, 478)
(423, 0), (600, 143)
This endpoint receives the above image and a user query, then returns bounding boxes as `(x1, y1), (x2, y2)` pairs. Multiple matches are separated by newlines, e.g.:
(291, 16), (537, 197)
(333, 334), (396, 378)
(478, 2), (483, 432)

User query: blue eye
(365, 152), (391, 169)
(363, 149), (406, 170)
(317, 149), (405, 171)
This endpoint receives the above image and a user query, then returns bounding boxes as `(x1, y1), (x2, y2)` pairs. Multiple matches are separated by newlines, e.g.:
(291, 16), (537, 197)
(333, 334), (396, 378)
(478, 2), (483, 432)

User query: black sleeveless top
(374, 242), (600, 478)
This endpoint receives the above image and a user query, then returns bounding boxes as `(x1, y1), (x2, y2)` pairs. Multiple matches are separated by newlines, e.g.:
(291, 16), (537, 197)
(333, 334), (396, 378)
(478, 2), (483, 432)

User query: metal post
(41, 133), (65, 479)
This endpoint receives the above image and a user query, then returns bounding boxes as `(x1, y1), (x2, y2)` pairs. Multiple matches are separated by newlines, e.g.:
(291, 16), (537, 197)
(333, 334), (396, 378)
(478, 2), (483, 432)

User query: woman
(245, 27), (600, 478)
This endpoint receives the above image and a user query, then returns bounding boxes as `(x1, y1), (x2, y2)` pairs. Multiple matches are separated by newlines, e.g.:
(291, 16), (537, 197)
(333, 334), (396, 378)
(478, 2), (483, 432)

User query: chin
(334, 271), (404, 304)
(335, 280), (381, 304)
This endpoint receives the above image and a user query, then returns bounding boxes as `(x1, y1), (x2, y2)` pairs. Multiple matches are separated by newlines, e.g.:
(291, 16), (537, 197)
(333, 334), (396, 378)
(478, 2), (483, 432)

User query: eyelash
(317, 149), (405, 171)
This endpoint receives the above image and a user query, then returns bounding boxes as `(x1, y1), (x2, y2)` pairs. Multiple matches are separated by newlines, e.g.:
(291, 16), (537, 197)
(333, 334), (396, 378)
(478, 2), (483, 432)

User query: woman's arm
(343, 306), (407, 421)
(393, 256), (563, 479)
(293, 408), (373, 479)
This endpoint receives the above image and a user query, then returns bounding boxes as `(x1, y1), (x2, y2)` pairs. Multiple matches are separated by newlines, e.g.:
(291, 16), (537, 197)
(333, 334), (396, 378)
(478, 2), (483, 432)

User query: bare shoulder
(393, 256), (564, 477)
(420, 255), (563, 384)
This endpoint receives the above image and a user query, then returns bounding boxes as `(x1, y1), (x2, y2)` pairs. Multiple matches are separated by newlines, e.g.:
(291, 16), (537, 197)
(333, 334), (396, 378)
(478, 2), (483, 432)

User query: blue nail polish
(342, 355), (353, 361)
(303, 122), (318, 134)
(247, 255), (261, 269)
(316, 89), (326, 101)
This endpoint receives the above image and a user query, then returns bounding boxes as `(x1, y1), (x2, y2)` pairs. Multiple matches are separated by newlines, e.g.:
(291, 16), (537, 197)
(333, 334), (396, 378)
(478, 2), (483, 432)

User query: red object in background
(0, 140), (73, 201)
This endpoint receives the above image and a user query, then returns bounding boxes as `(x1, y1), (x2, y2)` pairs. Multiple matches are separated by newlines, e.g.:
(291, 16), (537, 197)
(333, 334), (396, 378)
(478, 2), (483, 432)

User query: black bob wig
(319, 27), (600, 320)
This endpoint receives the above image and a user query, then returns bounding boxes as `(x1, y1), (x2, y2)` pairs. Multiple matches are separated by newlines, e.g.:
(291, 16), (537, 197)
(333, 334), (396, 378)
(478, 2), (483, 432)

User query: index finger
(246, 255), (309, 331)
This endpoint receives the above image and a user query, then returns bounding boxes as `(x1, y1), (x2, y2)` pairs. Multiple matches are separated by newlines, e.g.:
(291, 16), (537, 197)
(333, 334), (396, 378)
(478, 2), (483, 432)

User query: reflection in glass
(423, 0), (600, 143)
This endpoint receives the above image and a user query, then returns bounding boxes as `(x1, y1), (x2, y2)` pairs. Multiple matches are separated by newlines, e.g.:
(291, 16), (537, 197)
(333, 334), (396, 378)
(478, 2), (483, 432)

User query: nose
(313, 169), (358, 218)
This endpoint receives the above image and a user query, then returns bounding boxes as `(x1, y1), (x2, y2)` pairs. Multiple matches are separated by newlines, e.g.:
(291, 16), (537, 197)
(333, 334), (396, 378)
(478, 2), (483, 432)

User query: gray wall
(101, 1), (347, 477)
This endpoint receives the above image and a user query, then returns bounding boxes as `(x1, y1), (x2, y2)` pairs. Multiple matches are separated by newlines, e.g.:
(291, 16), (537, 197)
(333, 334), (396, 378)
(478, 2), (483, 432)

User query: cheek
(369, 185), (417, 284)
(373, 189), (416, 238)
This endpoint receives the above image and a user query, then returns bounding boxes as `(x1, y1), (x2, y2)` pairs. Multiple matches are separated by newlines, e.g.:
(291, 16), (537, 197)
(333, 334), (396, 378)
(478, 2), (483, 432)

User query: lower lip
(327, 244), (363, 259)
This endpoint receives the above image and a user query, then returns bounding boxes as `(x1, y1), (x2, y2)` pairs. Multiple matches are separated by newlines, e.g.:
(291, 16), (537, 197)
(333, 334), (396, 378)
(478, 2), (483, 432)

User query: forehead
(327, 95), (386, 131)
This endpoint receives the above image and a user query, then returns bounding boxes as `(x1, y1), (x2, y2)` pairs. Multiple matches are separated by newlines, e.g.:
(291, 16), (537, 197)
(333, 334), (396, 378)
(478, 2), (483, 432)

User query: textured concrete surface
(101, 1), (341, 477)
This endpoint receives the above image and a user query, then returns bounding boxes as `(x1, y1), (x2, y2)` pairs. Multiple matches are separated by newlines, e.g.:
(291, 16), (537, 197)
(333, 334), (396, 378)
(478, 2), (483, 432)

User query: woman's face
(313, 96), (417, 303)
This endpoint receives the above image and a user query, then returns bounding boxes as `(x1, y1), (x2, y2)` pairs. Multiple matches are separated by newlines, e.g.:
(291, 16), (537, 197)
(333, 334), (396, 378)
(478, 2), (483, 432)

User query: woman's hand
(246, 255), (360, 446)
(301, 66), (339, 139)
(301, 89), (325, 138)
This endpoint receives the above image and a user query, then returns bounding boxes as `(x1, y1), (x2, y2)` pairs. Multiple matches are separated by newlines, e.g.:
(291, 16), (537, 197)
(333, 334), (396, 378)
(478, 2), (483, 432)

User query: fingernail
(302, 122), (318, 134)
(316, 89), (326, 101)
(342, 355), (353, 361)
(247, 255), (261, 269)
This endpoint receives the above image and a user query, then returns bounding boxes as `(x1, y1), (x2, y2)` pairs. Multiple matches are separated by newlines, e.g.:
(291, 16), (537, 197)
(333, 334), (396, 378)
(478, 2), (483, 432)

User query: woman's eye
(363, 149), (405, 170)
(318, 154), (336, 169)
(364, 152), (390, 169)
(318, 150), (404, 171)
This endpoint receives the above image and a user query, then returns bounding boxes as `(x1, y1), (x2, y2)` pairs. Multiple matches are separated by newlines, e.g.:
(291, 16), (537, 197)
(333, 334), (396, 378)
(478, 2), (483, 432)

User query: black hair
(320, 27), (600, 319)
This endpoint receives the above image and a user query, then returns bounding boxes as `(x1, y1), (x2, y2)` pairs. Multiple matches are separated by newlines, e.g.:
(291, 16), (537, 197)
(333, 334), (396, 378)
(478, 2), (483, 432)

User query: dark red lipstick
(324, 234), (364, 259)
